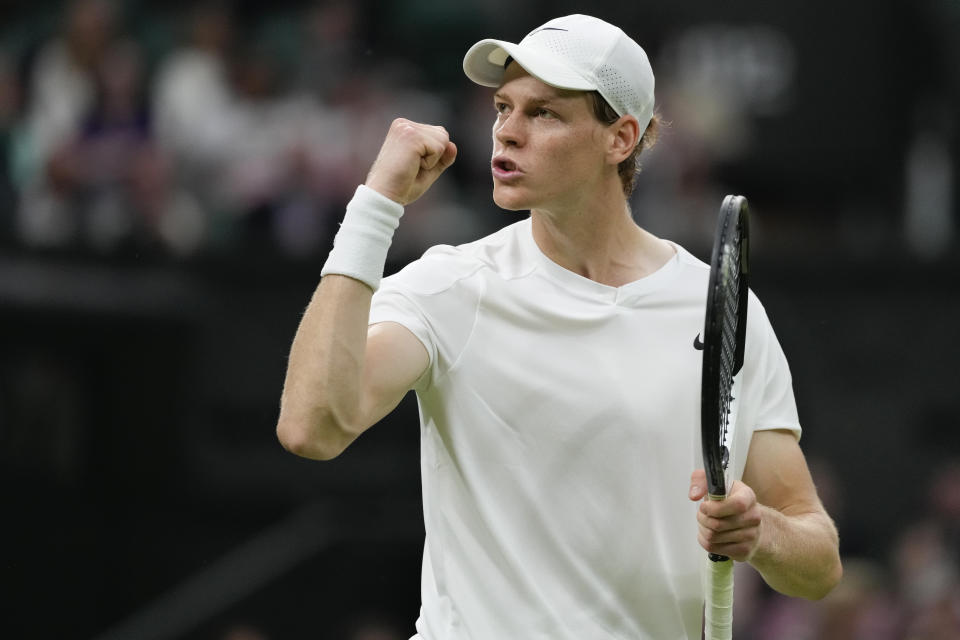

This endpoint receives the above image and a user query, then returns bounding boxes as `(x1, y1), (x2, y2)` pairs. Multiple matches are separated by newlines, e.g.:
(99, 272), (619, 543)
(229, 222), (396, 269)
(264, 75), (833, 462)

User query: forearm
(276, 121), (454, 460)
(277, 275), (373, 460)
(749, 504), (842, 600)
(277, 182), (408, 459)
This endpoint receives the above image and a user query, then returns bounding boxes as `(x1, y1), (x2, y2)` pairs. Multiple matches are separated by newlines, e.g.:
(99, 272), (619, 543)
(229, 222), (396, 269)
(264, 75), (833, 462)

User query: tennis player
(277, 14), (841, 639)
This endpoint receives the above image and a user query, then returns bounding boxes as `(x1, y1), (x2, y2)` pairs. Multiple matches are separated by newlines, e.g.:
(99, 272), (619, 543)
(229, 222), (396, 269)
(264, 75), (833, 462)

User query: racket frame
(700, 195), (750, 505)
(700, 195), (750, 640)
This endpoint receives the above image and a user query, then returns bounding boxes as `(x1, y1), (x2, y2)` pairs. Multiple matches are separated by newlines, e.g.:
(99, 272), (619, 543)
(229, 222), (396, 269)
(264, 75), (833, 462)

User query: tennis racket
(700, 195), (750, 640)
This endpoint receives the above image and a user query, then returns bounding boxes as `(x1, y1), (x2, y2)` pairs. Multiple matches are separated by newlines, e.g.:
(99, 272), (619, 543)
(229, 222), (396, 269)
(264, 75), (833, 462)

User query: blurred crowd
(3, 0), (955, 265)
(1, 0), (863, 266)
(0, 0), (493, 263)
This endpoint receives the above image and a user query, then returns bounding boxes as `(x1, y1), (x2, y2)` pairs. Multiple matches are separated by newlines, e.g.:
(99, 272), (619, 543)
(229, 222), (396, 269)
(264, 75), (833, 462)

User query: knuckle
(391, 119), (419, 140)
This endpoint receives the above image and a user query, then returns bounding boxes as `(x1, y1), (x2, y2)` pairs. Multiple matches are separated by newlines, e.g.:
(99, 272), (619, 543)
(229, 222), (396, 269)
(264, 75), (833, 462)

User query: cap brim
(463, 39), (596, 91)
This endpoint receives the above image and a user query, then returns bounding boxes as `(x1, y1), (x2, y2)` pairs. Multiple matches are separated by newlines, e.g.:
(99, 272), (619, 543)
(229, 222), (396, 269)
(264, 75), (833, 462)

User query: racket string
(716, 240), (742, 468)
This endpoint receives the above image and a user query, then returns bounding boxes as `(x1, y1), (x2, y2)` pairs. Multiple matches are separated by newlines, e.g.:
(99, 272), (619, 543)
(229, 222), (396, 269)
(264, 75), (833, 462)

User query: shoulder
(662, 243), (709, 287)
(672, 242), (774, 326)
(642, 242), (710, 306)
(381, 219), (534, 296)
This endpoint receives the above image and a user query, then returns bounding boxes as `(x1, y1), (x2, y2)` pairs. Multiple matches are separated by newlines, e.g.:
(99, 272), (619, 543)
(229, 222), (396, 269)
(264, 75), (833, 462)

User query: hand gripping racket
(700, 195), (750, 640)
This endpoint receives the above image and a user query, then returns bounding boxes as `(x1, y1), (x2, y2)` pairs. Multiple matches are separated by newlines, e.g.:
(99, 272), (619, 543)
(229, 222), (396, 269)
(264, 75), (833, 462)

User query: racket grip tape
(706, 493), (730, 563)
(704, 554), (734, 640)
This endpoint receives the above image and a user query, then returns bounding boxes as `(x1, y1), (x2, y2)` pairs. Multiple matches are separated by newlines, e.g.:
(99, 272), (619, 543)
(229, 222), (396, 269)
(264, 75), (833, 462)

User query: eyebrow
(494, 93), (549, 106)
(493, 90), (577, 106)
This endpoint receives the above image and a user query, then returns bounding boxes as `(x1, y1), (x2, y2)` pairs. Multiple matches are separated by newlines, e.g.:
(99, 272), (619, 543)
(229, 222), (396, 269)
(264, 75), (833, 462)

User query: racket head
(700, 195), (750, 501)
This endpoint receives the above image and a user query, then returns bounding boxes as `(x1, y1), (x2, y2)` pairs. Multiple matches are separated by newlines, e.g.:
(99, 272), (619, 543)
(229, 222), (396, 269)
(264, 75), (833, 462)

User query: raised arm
(276, 277), (428, 460)
(690, 429), (842, 600)
(276, 119), (457, 460)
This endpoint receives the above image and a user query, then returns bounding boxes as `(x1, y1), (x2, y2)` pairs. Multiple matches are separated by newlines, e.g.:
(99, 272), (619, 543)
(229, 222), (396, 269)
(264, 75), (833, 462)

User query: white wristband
(321, 185), (404, 291)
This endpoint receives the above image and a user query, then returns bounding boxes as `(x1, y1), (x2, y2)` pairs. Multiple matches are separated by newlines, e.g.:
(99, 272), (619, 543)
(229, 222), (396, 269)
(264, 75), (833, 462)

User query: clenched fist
(365, 118), (458, 206)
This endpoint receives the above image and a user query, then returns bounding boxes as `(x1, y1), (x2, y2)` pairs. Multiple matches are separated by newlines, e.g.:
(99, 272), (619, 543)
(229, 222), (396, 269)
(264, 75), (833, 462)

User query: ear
(606, 115), (641, 165)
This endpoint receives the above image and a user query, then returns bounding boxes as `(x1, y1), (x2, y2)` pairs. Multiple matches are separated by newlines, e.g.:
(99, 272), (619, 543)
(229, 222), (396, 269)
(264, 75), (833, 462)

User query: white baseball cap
(463, 14), (655, 131)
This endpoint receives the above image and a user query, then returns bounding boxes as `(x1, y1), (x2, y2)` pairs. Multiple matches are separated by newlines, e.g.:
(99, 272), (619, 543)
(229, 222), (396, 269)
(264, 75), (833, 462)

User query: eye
(494, 102), (510, 114)
(535, 108), (555, 119)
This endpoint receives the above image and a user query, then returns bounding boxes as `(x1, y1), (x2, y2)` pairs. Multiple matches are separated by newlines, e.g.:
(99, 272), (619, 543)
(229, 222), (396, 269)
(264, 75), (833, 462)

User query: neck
(530, 187), (674, 287)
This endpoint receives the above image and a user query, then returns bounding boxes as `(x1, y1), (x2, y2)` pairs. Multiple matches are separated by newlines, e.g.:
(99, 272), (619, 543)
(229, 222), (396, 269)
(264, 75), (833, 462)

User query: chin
(492, 184), (533, 212)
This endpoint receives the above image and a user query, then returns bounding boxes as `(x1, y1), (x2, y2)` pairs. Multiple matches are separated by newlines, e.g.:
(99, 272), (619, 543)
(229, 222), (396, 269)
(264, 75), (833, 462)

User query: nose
(493, 111), (523, 147)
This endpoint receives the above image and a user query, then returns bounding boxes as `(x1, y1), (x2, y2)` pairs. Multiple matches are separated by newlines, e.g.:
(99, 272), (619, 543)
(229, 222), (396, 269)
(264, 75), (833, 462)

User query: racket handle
(704, 554), (734, 640)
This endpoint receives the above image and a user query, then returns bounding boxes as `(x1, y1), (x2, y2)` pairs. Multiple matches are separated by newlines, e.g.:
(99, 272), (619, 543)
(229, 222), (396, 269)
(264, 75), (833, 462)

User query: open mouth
(492, 156), (522, 180)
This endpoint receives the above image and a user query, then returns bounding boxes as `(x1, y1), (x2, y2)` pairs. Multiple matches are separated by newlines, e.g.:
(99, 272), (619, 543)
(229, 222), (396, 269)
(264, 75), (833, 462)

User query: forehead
(495, 63), (588, 104)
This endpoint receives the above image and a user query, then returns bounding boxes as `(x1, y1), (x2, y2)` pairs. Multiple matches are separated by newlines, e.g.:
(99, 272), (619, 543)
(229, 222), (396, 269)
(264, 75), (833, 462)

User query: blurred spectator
(895, 521), (956, 610)
(152, 1), (236, 199)
(928, 462), (960, 539)
(210, 36), (349, 256)
(17, 0), (117, 186)
(745, 558), (902, 640)
(816, 558), (902, 640)
(152, 2), (364, 257)
(295, 0), (366, 105)
(891, 462), (960, 639)
(904, 97), (955, 259)
(19, 37), (203, 255)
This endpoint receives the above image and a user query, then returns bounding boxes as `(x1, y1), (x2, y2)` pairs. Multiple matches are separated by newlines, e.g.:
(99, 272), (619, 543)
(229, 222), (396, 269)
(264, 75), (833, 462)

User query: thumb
(689, 469), (707, 501)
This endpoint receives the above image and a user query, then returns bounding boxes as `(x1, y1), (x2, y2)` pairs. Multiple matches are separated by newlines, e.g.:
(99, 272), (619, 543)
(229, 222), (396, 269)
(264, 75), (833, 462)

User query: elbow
(811, 522), (845, 600)
(276, 408), (356, 461)
(809, 554), (844, 601)
(276, 424), (342, 461)
(797, 547), (843, 601)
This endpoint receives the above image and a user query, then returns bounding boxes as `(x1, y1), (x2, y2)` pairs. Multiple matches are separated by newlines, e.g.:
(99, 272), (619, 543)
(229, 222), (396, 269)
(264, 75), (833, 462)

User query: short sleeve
(369, 246), (485, 392)
(370, 285), (439, 390)
(745, 293), (802, 440)
(729, 294), (802, 483)
(753, 319), (801, 439)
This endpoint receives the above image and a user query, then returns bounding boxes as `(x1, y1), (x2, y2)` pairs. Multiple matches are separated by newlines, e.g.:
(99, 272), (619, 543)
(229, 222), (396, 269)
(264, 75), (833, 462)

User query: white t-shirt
(369, 218), (800, 640)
